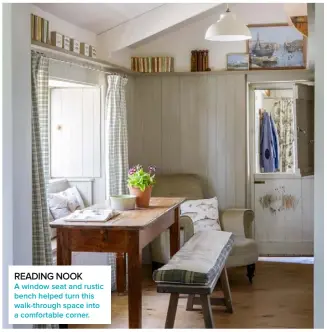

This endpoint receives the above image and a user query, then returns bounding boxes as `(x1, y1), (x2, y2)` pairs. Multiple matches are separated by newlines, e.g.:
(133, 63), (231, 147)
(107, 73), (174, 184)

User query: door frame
(247, 79), (312, 215)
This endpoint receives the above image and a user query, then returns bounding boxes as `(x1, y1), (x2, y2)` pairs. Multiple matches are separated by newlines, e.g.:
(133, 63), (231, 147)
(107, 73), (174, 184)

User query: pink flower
(128, 166), (136, 175)
(148, 165), (156, 175)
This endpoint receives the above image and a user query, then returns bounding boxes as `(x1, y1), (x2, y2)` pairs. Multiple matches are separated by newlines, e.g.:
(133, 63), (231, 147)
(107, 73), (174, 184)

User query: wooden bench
(153, 231), (234, 329)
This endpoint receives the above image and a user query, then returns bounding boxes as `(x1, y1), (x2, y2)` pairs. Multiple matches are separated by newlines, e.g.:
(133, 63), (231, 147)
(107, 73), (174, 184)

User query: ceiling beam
(96, 3), (221, 56)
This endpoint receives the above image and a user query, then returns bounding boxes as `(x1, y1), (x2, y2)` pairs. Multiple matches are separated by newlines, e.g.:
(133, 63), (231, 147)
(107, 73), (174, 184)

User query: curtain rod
(31, 49), (128, 78)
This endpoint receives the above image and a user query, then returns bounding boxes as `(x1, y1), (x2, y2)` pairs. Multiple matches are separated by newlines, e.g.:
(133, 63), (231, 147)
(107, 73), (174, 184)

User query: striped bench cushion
(153, 231), (234, 285)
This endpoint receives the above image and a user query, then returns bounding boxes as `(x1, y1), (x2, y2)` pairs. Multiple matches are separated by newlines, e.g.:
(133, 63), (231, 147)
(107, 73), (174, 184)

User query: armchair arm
(220, 209), (254, 238)
(180, 214), (195, 243)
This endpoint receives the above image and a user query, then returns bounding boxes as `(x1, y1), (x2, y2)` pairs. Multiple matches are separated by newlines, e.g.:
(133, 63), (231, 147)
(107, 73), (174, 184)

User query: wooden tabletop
(50, 197), (185, 230)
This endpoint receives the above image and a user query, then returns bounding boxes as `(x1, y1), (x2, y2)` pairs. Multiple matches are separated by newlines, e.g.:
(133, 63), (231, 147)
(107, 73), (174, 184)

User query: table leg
(116, 252), (126, 294)
(57, 228), (72, 266)
(127, 233), (142, 328)
(169, 207), (180, 257)
(57, 229), (71, 329)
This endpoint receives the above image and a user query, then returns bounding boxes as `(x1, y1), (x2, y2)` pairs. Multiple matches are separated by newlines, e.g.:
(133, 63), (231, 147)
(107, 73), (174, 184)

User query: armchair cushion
(226, 237), (258, 268)
(192, 218), (221, 233)
(180, 197), (221, 231)
(181, 197), (219, 222)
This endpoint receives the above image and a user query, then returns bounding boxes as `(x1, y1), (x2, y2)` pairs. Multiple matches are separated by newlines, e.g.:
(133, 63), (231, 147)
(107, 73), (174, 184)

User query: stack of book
(31, 14), (49, 44)
(191, 50), (210, 72)
(131, 57), (174, 73)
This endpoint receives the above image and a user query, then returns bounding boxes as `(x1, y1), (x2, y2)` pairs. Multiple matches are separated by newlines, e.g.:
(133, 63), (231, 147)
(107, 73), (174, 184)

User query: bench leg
(186, 294), (195, 311)
(220, 267), (233, 313)
(200, 294), (214, 328)
(165, 293), (179, 328)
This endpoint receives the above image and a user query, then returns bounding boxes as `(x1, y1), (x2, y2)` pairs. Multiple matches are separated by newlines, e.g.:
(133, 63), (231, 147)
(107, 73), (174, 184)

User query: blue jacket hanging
(270, 115), (279, 170)
(260, 112), (276, 172)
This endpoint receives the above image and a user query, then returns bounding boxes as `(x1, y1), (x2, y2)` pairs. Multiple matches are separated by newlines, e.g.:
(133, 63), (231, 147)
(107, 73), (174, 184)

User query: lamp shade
(205, 11), (252, 41)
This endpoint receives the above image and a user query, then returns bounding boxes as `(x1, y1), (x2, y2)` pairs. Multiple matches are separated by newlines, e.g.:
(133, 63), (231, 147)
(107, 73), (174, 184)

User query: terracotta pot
(128, 186), (152, 208)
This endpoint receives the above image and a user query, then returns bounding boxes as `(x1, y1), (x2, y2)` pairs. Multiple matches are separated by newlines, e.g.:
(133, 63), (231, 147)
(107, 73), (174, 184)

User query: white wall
(313, 3), (324, 329)
(2, 3), (32, 329)
(128, 74), (247, 209)
(131, 3), (293, 71)
(31, 5), (96, 46)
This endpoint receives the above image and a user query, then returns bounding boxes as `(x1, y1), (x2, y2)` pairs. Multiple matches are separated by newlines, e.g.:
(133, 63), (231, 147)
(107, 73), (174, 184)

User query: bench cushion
(153, 231), (234, 285)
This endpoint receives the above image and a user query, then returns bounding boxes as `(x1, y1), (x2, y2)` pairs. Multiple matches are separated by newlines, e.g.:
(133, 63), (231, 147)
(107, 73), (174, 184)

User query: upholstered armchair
(220, 209), (258, 283)
(151, 174), (259, 283)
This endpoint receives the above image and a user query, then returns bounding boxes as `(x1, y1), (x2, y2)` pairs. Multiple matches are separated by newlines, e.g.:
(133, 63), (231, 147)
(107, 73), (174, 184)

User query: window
(49, 80), (101, 178)
(255, 89), (296, 174)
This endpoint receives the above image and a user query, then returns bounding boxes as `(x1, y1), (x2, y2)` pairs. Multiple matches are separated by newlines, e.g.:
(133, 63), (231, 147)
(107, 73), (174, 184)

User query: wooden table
(50, 197), (185, 328)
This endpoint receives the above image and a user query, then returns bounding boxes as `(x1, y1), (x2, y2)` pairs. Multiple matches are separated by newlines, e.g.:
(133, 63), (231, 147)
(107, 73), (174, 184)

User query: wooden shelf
(30, 41), (313, 80)
(31, 40), (133, 74)
(133, 68), (313, 77)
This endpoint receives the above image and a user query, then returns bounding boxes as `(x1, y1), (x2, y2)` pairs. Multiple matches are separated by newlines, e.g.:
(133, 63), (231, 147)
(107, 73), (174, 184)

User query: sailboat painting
(247, 24), (306, 70)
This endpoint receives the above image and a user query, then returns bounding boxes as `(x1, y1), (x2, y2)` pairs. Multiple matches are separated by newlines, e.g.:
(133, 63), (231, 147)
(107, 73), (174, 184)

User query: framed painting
(246, 23), (307, 70)
(226, 53), (249, 71)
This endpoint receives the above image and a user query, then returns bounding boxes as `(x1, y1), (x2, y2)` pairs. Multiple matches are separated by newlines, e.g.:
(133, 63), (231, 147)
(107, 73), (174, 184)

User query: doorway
(248, 81), (314, 256)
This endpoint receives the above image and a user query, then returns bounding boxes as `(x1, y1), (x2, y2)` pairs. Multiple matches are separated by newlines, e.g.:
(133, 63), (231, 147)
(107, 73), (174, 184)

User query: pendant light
(205, 4), (252, 41)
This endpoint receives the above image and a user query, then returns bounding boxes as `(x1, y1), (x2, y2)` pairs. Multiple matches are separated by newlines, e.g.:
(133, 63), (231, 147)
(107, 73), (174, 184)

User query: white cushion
(49, 186), (84, 214)
(193, 218), (220, 233)
(60, 186), (85, 211)
(48, 194), (71, 220)
(181, 197), (221, 231)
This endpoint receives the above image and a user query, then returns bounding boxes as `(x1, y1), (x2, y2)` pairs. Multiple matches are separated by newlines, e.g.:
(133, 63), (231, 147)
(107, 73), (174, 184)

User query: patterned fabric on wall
(271, 98), (294, 172)
(105, 74), (129, 292)
(31, 51), (57, 329)
(105, 74), (129, 197)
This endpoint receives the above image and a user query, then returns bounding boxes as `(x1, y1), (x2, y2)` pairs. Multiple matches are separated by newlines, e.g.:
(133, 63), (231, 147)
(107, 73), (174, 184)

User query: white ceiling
(35, 3), (163, 35)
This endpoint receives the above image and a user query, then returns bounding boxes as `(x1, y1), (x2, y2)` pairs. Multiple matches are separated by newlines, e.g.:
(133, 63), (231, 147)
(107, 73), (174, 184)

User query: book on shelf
(202, 51), (206, 71)
(205, 50), (209, 71)
(198, 50), (203, 72)
(191, 51), (197, 72)
(31, 14), (49, 44)
(190, 50), (209, 72)
(64, 209), (119, 222)
(131, 56), (174, 73)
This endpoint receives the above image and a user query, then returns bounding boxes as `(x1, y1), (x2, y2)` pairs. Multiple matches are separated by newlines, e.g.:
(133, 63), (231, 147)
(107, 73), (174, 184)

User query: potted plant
(127, 165), (156, 208)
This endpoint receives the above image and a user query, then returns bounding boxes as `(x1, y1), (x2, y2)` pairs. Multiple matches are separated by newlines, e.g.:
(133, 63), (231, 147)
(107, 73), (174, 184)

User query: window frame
(48, 79), (101, 179)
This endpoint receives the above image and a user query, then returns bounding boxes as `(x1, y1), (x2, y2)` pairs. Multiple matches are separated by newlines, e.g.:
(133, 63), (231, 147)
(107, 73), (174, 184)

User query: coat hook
(57, 124), (62, 131)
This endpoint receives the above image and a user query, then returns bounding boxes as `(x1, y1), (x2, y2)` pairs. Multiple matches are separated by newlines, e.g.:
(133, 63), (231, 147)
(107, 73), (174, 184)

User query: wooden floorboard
(70, 261), (313, 329)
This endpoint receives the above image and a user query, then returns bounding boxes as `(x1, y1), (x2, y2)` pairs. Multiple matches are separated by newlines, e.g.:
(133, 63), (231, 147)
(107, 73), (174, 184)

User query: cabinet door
(295, 83), (314, 176)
